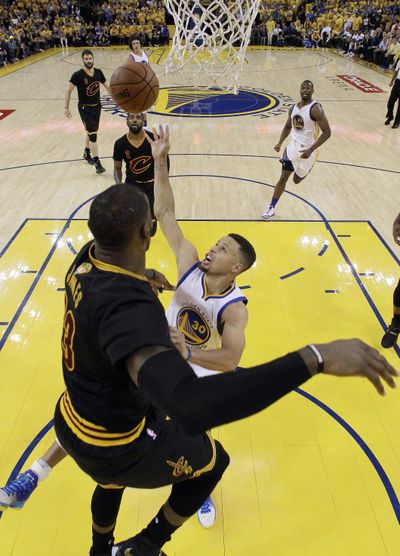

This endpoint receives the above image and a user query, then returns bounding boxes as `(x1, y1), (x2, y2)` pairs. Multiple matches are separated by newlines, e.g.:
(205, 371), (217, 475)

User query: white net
(164, 0), (262, 94)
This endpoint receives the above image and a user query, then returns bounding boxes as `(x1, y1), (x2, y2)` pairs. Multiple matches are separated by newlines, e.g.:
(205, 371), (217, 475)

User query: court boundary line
(1, 154), (399, 176)
(1, 211), (399, 525)
(0, 219), (28, 257)
(296, 388), (400, 523)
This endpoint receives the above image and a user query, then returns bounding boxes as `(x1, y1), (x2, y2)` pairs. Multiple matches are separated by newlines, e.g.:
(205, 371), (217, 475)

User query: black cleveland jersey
(70, 68), (106, 105)
(113, 132), (170, 184)
(59, 241), (173, 446)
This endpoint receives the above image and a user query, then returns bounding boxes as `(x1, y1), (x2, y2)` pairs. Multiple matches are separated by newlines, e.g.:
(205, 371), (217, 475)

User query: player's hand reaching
(274, 143), (282, 152)
(300, 147), (313, 159)
(169, 326), (189, 359)
(314, 339), (398, 395)
(146, 125), (170, 159)
(64, 108), (72, 119)
(145, 268), (175, 295)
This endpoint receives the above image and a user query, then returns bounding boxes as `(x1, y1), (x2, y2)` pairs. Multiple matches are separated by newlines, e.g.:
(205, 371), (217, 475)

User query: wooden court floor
(0, 46), (400, 555)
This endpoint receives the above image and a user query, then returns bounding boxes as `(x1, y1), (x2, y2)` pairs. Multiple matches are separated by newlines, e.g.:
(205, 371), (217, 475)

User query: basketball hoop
(164, 0), (262, 94)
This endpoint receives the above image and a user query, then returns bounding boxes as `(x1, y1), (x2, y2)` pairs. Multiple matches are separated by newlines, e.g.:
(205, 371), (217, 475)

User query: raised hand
(145, 125), (170, 159)
(316, 339), (398, 395)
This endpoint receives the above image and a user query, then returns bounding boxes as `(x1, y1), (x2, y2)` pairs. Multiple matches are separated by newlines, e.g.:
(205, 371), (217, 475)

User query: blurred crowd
(0, 0), (169, 67)
(251, 0), (400, 69)
(1, 0), (400, 71)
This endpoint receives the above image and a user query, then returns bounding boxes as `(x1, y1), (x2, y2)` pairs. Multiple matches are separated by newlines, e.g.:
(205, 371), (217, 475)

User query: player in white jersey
(262, 80), (331, 220)
(127, 35), (151, 128)
(128, 35), (150, 66)
(149, 125), (256, 528)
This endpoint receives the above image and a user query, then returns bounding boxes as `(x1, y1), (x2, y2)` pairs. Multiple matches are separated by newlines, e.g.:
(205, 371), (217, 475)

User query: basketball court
(0, 44), (400, 555)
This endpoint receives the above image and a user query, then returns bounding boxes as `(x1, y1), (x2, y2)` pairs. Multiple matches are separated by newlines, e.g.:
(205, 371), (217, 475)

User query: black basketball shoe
(84, 150), (95, 165)
(113, 533), (167, 556)
(89, 538), (113, 556)
(381, 319), (400, 349)
(95, 160), (106, 174)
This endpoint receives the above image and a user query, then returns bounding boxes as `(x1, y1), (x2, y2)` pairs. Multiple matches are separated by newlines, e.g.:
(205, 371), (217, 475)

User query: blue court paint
(0, 419), (54, 520)
(44, 232), (59, 236)
(66, 241), (77, 255)
(21, 270), (37, 274)
(280, 267), (305, 280)
(296, 388), (400, 524)
(317, 241), (329, 256)
(57, 288), (66, 292)
(0, 195), (97, 352)
(0, 322), (8, 325)
(359, 272), (375, 277)
(239, 285), (251, 290)
(337, 234), (351, 237)
(325, 289), (340, 293)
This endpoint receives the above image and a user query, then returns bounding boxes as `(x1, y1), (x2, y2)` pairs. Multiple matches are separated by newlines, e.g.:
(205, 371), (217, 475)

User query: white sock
(30, 458), (52, 482)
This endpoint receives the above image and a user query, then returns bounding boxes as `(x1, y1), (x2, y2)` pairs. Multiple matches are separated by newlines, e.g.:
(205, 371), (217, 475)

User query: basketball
(110, 60), (159, 113)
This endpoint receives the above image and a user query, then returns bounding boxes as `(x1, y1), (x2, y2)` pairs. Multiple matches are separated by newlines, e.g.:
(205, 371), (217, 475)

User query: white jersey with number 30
(166, 263), (247, 377)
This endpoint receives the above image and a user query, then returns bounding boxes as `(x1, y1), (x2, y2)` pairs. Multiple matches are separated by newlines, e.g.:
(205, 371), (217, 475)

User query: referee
(64, 50), (110, 173)
(385, 58), (400, 129)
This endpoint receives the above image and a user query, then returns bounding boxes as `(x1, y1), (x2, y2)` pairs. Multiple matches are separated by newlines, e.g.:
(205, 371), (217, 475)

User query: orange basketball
(110, 60), (159, 113)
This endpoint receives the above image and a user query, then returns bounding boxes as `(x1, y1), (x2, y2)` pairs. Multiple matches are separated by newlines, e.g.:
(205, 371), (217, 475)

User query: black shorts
(78, 103), (101, 134)
(126, 181), (154, 217)
(54, 403), (216, 489)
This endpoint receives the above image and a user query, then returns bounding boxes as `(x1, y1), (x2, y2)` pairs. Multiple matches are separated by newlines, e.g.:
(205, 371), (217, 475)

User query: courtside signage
(0, 109), (15, 120)
(337, 75), (385, 93)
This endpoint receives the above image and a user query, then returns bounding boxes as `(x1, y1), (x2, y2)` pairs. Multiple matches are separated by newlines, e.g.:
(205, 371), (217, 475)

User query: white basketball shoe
(261, 205), (275, 220)
(197, 496), (216, 528)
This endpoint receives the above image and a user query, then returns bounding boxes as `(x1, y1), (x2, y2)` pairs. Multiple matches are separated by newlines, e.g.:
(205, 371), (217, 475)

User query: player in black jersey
(0, 179), (397, 554)
(64, 50), (110, 174)
(113, 112), (170, 234)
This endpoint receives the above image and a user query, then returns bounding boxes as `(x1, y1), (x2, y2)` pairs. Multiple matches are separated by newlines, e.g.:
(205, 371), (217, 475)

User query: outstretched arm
(147, 126), (199, 279)
(126, 339), (398, 436)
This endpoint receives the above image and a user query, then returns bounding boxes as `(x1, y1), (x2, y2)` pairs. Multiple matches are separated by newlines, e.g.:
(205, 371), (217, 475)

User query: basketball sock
(91, 528), (114, 552)
(30, 458), (52, 481)
(393, 313), (400, 326)
(270, 198), (278, 208)
(85, 147), (91, 155)
(140, 507), (179, 548)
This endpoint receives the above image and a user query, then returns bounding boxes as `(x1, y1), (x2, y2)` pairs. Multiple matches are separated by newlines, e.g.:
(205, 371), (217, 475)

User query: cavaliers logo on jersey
(177, 307), (210, 346)
(129, 155), (152, 175)
(292, 114), (305, 130)
(86, 82), (100, 96)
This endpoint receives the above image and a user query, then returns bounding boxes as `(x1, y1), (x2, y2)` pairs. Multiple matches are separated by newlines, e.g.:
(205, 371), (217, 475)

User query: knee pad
(91, 485), (125, 527)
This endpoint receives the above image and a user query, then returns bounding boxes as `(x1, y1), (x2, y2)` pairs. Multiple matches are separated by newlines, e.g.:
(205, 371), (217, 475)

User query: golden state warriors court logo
(177, 307), (211, 346)
(101, 87), (294, 119)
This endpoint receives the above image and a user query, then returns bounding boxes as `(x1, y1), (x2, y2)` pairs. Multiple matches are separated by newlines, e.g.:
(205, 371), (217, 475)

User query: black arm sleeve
(137, 349), (311, 435)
